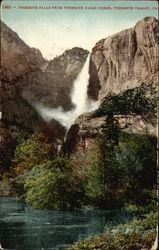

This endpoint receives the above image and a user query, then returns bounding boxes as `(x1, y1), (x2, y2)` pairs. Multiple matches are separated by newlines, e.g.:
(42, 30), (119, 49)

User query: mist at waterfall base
(34, 55), (99, 130)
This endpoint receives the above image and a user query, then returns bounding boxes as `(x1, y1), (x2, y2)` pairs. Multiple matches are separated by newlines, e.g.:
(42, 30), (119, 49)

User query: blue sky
(1, 0), (158, 59)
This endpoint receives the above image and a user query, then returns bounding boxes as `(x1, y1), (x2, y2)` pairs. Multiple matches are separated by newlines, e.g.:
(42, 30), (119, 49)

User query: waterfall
(33, 54), (99, 130)
(71, 54), (90, 116)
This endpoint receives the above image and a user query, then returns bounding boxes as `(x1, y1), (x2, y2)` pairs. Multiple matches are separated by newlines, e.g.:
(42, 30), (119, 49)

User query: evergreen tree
(85, 112), (121, 208)
(98, 113), (120, 206)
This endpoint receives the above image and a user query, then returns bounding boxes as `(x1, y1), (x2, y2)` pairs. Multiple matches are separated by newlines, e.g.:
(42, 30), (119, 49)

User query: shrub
(68, 211), (157, 250)
(12, 132), (54, 174)
(96, 86), (157, 117)
(84, 130), (157, 209)
(115, 133), (157, 206)
(24, 156), (84, 209)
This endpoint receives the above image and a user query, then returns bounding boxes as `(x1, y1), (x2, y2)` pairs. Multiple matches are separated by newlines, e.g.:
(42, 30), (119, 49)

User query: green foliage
(84, 129), (157, 209)
(0, 127), (16, 172)
(115, 133), (157, 206)
(86, 84), (157, 209)
(96, 86), (156, 117)
(4, 132), (85, 209)
(84, 142), (103, 203)
(68, 211), (157, 250)
(12, 132), (54, 174)
(3, 83), (157, 212)
(84, 114), (122, 208)
(24, 156), (84, 209)
(5, 132), (54, 196)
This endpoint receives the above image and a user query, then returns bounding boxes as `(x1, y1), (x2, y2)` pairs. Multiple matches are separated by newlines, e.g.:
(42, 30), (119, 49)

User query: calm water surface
(0, 197), (128, 250)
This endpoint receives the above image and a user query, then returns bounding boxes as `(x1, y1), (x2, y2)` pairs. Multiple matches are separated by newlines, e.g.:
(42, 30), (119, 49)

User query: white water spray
(71, 54), (91, 115)
(33, 54), (99, 130)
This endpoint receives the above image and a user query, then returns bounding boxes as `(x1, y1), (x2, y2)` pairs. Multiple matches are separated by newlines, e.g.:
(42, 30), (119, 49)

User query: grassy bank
(68, 210), (157, 250)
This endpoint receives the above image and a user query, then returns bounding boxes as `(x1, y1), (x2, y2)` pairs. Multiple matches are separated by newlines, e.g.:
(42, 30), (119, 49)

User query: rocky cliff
(1, 21), (88, 135)
(1, 21), (45, 82)
(1, 21), (45, 150)
(21, 47), (89, 110)
(88, 16), (158, 101)
(64, 110), (157, 157)
(64, 16), (158, 159)
(0, 21), (89, 170)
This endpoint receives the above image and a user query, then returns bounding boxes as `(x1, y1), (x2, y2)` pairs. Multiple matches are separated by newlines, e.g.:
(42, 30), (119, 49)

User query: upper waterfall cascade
(34, 54), (99, 129)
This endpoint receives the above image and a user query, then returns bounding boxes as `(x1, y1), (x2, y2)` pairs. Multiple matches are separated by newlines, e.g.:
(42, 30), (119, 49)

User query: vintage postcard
(0, 0), (158, 249)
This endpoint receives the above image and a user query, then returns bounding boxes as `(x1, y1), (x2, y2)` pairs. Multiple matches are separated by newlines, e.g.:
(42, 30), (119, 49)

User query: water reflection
(0, 197), (133, 250)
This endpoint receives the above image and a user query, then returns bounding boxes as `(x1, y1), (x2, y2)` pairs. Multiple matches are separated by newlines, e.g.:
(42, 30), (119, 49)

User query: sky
(1, 0), (158, 59)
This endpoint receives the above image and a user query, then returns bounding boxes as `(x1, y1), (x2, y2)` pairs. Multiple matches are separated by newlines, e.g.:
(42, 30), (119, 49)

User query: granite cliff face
(1, 21), (45, 142)
(21, 47), (89, 110)
(64, 110), (157, 157)
(1, 21), (88, 136)
(64, 17), (158, 159)
(0, 21), (89, 170)
(88, 16), (158, 101)
(1, 21), (45, 82)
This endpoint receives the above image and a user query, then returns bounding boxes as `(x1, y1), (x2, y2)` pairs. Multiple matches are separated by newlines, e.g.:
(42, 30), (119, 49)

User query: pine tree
(98, 113), (120, 206)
